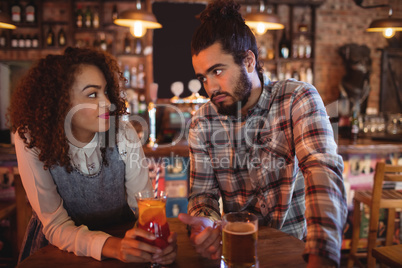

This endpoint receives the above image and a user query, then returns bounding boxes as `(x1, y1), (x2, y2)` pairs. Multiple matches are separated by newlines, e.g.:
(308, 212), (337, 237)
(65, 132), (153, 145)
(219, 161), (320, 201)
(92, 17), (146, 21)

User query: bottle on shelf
(350, 105), (360, 143)
(306, 67), (313, 84)
(46, 25), (55, 47)
(130, 66), (138, 89)
(25, 34), (32, 48)
(138, 94), (147, 115)
(92, 7), (100, 29)
(124, 33), (131, 54)
(0, 31), (7, 48)
(84, 6), (92, 28)
(99, 33), (107, 52)
(123, 65), (130, 87)
(305, 38), (312, 59)
(279, 29), (290, 59)
(32, 34), (39, 48)
(137, 63), (145, 89)
(25, 0), (36, 23)
(112, 4), (118, 21)
(58, 28), (66, 47)
(134, 38), (142, 55)
(76, 5), (83, 28)
(298, 13), (309, 33)
(298, 35), (305, 59)
(18, 34), (25, 48)
(11, 34), (18, 48)
(10, 0), (22, 23)
(131, 92), (139, 115)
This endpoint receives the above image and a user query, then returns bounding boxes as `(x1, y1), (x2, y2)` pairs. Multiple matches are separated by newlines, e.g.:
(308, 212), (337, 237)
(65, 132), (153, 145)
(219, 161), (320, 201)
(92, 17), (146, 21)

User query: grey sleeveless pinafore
(18, 146), (135, 262)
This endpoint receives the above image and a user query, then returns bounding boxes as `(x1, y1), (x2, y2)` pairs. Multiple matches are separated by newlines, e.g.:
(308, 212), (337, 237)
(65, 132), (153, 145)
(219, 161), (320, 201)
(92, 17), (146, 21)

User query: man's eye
(214, 69), (222, 76)
(198, 77), (207, 83)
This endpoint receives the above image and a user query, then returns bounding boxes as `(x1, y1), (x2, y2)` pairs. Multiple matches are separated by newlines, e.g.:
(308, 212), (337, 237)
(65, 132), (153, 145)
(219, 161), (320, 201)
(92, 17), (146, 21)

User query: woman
(8, 47), (177, 264)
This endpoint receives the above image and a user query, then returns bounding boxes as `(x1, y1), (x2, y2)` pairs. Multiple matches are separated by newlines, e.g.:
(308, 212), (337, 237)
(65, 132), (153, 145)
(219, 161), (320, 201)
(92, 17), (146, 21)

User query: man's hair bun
(199, 0), (243, 24)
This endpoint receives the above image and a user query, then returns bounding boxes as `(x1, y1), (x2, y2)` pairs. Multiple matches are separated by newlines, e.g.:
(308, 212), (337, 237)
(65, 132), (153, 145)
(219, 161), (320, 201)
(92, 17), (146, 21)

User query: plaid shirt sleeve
(290, 82), (347, 265)
(187, 113), (222, 221)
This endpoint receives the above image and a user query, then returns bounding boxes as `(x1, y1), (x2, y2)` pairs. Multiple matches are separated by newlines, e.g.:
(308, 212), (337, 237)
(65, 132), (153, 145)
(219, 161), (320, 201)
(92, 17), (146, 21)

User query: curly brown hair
(8, 47), (127, 172)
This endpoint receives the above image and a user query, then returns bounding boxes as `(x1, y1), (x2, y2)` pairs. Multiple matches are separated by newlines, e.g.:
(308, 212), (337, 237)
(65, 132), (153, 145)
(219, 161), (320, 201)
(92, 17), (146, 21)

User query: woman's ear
(244, 50), (256, 73)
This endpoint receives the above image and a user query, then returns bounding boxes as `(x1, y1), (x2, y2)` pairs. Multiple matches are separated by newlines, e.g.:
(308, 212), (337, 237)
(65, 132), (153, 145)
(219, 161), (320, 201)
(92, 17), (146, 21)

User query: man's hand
(178, 213), (222, 260)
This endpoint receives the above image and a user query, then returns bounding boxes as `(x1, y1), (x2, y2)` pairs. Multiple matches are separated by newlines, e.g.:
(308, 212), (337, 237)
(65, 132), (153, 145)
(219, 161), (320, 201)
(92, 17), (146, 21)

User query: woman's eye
(88, 92), (96, 98)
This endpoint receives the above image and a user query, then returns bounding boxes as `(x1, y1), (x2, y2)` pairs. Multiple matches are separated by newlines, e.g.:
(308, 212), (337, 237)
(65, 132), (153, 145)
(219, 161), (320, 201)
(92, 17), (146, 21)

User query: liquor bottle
(58, 28), (66, 47)
(25, 34), (32, 48)
(138, 95), (147, 115)
(46, 26), (55, 47)
(305, 38), (312, 59)
(10, 0), (22, 23)
(123, 65), (130, 87)
(350, 107), (359, 143)
(130, 67), (137, 88)
(298, 35), (305, 59)
(99, 33), (107, 51)
(0, 31), (7, 48)
(32, 34), (39, 48)
(124, 33), (131, 54)
(18, 34), (25, 48)
(134, 38), (142, 55)
(306, 67), (313, 84)
(279, 30), (290, 59)
(112, 4), (118, 21)
(137, 63), (145, 89)
(92, 7), (100, 29)
(84, 6), (92, 28)
(25, 0), (36, 23)
(76, 5), (83, 28)
(11, 34), (18, 48)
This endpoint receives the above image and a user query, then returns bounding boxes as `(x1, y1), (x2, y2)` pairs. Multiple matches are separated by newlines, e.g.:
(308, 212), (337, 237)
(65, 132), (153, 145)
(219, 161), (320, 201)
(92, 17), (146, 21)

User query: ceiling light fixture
(244, 1), (284, 35)
(0, 9), (16, 29)
(113, 0), (161, 38)
(354, 0), (402, 39)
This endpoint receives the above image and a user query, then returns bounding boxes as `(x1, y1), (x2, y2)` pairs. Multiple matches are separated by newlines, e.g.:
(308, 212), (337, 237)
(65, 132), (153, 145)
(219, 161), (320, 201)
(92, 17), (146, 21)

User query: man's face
(192, 42), (252, 116)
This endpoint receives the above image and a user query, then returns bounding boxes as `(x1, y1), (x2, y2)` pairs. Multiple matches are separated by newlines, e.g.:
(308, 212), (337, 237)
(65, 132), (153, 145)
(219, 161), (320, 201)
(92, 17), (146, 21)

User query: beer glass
(221, 212), (258, 268)
(135, 190), (170, 267)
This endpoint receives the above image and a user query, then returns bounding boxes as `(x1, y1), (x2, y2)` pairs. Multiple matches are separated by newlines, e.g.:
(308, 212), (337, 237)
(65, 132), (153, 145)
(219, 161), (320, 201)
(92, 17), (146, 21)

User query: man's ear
(244, 50), (256, 73)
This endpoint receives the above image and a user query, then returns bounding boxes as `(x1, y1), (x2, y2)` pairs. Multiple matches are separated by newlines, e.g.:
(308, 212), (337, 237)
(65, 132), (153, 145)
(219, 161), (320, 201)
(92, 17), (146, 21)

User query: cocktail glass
(135, 190), (170, 267)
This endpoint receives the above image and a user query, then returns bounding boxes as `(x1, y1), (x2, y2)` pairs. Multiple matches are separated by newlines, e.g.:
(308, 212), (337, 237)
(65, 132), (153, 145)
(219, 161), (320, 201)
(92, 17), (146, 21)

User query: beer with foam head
(221, 212), (258, 267)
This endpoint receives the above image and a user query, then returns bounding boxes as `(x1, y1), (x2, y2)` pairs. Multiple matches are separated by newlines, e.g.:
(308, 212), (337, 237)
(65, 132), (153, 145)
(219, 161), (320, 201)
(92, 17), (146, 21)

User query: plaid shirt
(188, 79), (347, 265)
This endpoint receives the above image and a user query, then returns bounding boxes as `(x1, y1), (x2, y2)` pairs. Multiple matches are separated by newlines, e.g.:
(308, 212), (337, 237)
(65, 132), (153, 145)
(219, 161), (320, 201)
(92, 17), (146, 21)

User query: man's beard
(211, 68), (252, 116)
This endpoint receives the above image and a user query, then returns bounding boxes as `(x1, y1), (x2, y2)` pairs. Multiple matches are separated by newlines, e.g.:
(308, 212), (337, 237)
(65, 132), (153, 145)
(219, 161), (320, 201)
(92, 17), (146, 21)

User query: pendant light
(244, 1), (284, 35)
(0, 9), (16, 29)
(354, 0), (402, 39)
(113, 0), (161, 38)
(366, 8), (402, 38)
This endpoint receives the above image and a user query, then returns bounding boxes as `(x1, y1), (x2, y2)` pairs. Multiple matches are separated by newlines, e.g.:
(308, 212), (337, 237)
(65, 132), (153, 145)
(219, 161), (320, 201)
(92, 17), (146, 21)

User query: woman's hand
(102, 228), (162, 263)
(102, 227), (178, 264)
(151, 231), (178, 265)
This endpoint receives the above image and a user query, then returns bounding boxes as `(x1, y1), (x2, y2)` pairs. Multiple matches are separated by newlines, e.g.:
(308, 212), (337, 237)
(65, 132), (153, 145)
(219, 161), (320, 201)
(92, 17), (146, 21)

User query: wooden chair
(347, 162), (402, 268)
(14, 174), (32, 253)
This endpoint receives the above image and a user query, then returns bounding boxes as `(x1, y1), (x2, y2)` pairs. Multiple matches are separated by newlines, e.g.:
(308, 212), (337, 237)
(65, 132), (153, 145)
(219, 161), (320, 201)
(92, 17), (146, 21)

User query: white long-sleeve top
(15, 121), (152, 260)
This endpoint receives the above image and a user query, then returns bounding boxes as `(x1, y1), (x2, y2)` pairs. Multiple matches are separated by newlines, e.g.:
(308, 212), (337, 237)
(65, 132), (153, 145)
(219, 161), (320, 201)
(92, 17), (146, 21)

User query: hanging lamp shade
(244, 1), (284, 35)
(0, 10), (16, 29)
(366, 17), (402, 38)
(113, 9), (161, 38)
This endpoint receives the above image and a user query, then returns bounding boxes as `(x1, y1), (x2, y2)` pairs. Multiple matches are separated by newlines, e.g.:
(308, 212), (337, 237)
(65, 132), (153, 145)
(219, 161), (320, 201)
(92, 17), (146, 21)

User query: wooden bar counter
(18, 218), (306, 268)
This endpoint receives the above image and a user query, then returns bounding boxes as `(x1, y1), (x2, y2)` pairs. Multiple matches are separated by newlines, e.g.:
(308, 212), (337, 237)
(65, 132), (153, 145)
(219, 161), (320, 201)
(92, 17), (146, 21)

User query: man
(178, 0), (347, 267)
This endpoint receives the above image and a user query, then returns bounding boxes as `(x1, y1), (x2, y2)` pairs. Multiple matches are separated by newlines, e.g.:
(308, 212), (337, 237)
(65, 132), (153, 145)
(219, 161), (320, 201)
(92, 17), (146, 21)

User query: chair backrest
(371, 162), (402, 210)
(14, 174), (32, 252)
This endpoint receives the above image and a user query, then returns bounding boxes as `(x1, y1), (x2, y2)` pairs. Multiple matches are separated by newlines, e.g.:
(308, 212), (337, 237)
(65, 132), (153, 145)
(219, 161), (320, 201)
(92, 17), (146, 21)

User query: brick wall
(315, 0), (402, 111)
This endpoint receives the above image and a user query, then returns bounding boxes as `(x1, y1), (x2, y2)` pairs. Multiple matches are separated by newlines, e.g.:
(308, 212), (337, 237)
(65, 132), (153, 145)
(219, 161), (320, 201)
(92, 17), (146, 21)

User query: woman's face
(67, 64), (111, 145)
